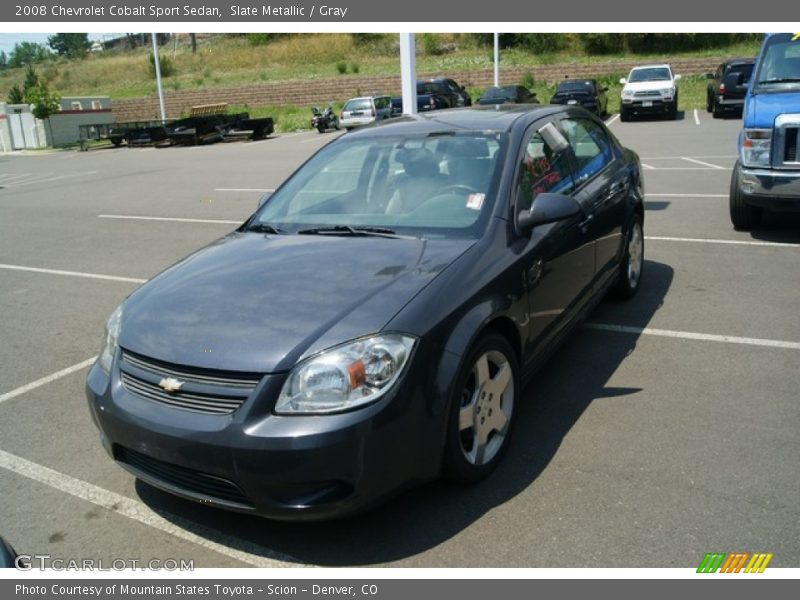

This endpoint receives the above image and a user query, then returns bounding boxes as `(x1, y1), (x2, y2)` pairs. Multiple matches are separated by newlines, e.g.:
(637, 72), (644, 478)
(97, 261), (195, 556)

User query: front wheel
(729, 163), (762, 230)
(442, 333), (519, 484)
(612, 214), (644, 299)
(317, 124), (325, 134)
(620, 107), (631, 122)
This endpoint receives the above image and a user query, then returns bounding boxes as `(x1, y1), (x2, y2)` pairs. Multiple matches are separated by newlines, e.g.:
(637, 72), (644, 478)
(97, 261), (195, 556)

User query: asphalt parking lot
(1, 109), (798, 568)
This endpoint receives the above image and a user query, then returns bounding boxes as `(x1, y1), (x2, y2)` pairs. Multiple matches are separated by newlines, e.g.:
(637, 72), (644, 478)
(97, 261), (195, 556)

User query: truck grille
(115, 446), (254, 509)
(119, 349), (261, 415)
(633, 90), (661, 98)
(774, 115), (800, 169)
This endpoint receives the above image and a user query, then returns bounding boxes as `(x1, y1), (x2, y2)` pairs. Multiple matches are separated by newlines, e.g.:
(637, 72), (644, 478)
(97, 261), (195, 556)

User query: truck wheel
(706, 92), (713, 113)
(620, 107), (630, 122)
(669, 100), (678, 120)
(729, 163), (762, 230)
(442, 333), (518, 484)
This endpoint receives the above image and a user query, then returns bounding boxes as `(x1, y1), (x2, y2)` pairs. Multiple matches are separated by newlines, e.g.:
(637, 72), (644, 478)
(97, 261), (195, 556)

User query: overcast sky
(0, 33), (124, 56)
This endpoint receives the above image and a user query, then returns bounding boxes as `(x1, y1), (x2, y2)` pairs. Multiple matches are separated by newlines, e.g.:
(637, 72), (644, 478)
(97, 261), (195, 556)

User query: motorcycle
(311, 105), (340, 133)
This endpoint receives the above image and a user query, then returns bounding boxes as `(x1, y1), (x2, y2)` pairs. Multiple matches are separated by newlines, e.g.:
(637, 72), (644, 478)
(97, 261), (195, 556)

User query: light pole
(151, 33), (166, 123)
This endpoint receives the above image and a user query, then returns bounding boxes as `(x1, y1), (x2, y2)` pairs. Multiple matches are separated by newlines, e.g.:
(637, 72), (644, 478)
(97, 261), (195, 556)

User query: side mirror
(517, 193), (582, 233)
(674, 74), (682, 81)
(619, 78), (627, 85)
(537, 122), (570, 154)
(257, 191), (272, 209)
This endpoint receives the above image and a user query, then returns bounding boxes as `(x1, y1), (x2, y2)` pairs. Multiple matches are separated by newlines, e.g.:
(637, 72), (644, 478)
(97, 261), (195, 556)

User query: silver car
(340, 96), (392, 130)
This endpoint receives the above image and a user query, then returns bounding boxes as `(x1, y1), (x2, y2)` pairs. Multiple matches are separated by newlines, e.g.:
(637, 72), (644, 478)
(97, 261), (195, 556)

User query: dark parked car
(86, 105), (644, 521)
(550, 79), (609, 116)
(706, 58), (755, 118)
(417, 78), (472, 108)
(477, 85), (538, 105)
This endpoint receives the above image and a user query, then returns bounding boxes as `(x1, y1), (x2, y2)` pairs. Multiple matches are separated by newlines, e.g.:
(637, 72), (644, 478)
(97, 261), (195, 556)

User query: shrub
(421, 33), (442, 56)
(247, 33), (270, 46)
(149, 52), (176, 77)
(578, 33), (625, 55)
(335, 61), (347, 74)
(350, 63), (360, 74)
(520, 72), (535, 89)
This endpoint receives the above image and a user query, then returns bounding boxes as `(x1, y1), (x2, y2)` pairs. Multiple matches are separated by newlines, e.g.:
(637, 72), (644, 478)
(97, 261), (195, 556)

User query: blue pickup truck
(730, 33), (800, 230)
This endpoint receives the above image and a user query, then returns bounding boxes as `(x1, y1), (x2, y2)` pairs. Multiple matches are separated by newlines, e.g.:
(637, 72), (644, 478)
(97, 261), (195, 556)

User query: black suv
(705, 58), (755, 118)
(417, 78), (472, 108)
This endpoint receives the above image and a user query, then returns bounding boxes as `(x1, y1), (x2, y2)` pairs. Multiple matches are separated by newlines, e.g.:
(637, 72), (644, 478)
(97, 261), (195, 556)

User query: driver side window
(515, 129), (574, 213)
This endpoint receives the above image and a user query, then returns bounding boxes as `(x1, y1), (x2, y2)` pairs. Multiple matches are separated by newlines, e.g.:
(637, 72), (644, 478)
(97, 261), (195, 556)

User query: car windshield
(753, 34), (800, 91)
(417, 82), (445, 94)
(481, 87), (515, 99)
(557, 81), (593, 93)
(628, 67), (671, 82)
(344, 99), (372, 111)
(251, 132), (507, 238)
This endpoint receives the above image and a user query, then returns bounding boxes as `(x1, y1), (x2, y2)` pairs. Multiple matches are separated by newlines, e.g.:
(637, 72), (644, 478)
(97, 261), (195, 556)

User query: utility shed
(44, 96), (114, 147)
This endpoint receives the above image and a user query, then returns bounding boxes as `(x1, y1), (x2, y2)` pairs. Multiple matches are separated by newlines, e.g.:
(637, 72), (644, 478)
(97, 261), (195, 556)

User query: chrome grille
(119, 349), (260, 415)
(633, 90), (661, 97)
(773, 115), (800, 169)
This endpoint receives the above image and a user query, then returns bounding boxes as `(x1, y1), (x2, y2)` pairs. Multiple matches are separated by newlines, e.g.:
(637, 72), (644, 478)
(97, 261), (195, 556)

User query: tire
(620, 107), (630, 122)
(729, 163), (762, 230)
(317, 124), (325, 134)
(669, 100), (678, 120)
(706, 91), (713, 113)
(442, 332), (519, 484)
(612, 213), (644, 300)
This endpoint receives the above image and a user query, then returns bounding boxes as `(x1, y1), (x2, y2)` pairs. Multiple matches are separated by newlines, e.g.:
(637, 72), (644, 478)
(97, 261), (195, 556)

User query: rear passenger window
(515, 130), (574, 212)
(560, 118), (613, 183)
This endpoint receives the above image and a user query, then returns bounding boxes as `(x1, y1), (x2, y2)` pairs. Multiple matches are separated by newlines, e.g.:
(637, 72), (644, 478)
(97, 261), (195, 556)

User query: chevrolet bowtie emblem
(158, 377), (184, 393)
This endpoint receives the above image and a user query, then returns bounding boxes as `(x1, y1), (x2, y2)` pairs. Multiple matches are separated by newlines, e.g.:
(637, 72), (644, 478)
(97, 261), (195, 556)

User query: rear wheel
(613, 214), (644, 299)
(442, 333), (518, 483)
(729, 163), (762, 230)
(317, 124), (325, 134)
(706, 91), (713, 113)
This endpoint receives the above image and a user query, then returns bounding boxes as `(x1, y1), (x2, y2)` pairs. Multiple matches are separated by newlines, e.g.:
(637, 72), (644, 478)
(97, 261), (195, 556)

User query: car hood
(119, 232), (473, 373)
(623, 80), (674, 92)
(744, 90), (800, 129)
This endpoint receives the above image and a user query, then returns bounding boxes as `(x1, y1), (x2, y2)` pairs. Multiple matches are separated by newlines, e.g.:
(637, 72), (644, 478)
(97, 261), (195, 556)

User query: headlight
(741, 129), (772, 168)
(622, 89), (634, 98)
(660, 88), (674, 97)
(275, 334), (416, 414)
(98, 304), (123, 374)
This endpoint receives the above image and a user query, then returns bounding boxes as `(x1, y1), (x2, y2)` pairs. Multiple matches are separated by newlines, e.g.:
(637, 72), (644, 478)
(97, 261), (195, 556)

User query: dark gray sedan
(86, 106), (644, 520)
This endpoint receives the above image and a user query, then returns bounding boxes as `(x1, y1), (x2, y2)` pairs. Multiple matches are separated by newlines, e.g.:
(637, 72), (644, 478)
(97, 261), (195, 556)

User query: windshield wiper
(297, 225), (414, 239)
(246, 223), (285, 234)
(757, 78), (800, 84)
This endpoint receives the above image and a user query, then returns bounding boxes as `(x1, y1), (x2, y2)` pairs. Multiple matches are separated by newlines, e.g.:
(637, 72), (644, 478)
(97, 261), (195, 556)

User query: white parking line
(641, 163), (655, 170)
(640, 167), (731, 171)
(585, 323), (800, 350)
(604, 114), (620, 126)
(2, 171), (97, 188)
(0, 357), (96, 405)
(0, 449), (297, 568)
(645, 236), (800, 248)
(640, 155), (737, 160)
(0, 263), (146, 284)
(214, 188), (274, 193)
(681, 157), (726, 170)
(98, 214), (241, 225)
(693, 109), (700, 125)
(645, 193), (727, 198)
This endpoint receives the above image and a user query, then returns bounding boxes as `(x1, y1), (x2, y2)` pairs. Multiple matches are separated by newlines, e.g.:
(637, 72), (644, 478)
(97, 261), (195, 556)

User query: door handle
(579, 213), (594, 229)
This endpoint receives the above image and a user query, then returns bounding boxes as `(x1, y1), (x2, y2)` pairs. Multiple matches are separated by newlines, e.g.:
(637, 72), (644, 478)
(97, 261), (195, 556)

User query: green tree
(26, 81), (60, 145)
(8, 41), (51, 67)
(0, 51), (7, 69)
(24, 64), (39, 90)
(47, 33), (91, 59)
(7, 84), (24, 104)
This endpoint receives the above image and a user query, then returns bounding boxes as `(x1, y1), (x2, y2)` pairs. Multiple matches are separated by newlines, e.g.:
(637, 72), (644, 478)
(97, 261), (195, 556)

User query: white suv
(619, 64), (681, 121)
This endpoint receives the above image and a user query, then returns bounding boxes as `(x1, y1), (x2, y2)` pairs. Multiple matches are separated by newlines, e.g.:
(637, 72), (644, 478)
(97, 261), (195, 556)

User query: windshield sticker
(466, 193), (485, 210)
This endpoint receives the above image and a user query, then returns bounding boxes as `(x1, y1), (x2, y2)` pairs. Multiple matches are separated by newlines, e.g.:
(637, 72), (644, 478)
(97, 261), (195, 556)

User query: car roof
(630, 64), (671, 70)
(558, 79), (595, 86)
(342, 105), (566, 138)
(723, 57), (756, 65)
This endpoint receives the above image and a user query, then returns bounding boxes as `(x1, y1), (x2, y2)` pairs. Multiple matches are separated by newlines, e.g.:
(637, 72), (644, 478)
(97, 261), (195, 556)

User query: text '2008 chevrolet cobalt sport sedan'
(86, 105), (645, 521)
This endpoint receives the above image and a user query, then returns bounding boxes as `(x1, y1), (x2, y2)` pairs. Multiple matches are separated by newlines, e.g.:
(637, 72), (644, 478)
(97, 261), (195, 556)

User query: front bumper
(622, 98), (674, 114)
(738, 165), (800, 211)
(85, 352), (443, 521)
